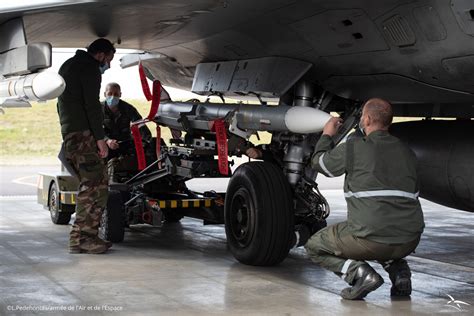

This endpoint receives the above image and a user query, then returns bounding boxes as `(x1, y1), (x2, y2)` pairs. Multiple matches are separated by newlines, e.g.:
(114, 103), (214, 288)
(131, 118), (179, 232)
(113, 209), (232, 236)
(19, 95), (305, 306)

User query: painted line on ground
(11, 175), (38, 187)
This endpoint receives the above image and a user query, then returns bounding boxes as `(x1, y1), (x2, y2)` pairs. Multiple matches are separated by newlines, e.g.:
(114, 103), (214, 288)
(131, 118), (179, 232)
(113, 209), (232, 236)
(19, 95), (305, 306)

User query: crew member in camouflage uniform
(305, 98), (425, 300)
(102, 82), (151, 182)
(57, 38), (115, 254)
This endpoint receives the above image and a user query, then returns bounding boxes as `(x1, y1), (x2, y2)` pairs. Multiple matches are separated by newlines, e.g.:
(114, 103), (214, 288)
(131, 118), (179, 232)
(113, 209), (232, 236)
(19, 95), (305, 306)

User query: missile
(0, 72), (66, 102)
(155, 102), (331, 134)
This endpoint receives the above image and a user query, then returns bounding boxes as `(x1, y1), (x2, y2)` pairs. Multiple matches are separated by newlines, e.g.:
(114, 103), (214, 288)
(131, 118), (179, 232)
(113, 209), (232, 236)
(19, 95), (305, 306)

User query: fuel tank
(390, 120), (474, 212)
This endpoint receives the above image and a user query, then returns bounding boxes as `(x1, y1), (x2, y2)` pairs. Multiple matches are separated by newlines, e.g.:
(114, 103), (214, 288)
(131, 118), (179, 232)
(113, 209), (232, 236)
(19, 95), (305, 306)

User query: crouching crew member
(305, 98), (425, 300)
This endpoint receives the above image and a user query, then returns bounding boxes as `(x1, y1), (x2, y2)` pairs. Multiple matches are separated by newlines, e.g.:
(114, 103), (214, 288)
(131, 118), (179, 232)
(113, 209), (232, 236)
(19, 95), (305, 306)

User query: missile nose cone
(284, 106), (331, 133)
(32, 72), (66, 100)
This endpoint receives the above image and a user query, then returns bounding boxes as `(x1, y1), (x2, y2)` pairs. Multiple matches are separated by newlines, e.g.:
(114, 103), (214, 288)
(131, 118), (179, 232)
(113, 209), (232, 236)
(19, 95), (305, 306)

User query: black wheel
(224, 161), (294, 266)
(48, 182), (72, 225)
(163, 211), (184, 223)
(100, 190), (125, 242)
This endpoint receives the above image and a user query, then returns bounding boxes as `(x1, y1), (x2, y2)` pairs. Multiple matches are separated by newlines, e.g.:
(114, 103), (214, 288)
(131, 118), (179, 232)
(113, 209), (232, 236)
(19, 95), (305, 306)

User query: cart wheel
(224, 161), (294, 266)
(163, 211), (184, 223)
(48, 182), (72, 225)
(100, 190), (125, 242)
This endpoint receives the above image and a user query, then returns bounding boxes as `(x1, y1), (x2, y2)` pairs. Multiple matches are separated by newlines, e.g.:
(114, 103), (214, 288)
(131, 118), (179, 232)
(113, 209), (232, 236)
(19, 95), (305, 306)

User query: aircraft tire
(225, 161), (294, 266)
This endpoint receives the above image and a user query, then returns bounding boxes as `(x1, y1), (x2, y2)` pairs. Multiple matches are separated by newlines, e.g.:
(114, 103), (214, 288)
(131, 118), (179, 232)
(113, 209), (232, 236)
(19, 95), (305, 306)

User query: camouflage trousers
(63, 130), (108, 248)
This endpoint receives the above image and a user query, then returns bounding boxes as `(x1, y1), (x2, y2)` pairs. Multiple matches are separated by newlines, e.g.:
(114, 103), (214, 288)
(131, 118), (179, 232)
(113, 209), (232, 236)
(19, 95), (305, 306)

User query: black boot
(385, 259), (412, 296)
(340, 263), (384, 300)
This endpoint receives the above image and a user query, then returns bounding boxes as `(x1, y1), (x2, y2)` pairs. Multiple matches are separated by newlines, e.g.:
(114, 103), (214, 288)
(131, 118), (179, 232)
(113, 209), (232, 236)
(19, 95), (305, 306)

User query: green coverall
(305, 131), (425, 284)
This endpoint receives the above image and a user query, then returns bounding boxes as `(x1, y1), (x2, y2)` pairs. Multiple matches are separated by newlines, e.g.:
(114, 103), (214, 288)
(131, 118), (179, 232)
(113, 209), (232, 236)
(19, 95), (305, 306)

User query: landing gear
(225, 162), (294, 266)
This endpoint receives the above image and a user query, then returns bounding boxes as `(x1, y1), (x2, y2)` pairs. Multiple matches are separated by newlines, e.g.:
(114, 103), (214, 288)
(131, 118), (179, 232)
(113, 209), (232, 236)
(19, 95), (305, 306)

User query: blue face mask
(99, 63), (110, 74)
(358, 121), (366, 136)
(106, 96), (120, 107)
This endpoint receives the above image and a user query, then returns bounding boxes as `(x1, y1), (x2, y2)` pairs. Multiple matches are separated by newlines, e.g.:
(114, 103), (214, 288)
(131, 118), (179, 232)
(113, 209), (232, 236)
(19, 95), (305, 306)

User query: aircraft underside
(0, 0), (473, 212)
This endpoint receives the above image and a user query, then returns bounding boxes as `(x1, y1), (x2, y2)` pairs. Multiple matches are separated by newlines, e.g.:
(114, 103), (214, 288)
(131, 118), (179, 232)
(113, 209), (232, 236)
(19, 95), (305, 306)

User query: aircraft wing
(1, 0), (473, 212)
(1, 0), (474, 108)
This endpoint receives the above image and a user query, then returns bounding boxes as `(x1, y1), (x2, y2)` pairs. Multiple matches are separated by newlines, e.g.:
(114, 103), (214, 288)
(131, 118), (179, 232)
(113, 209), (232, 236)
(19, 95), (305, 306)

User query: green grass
(0, 99), (168, 164)
(0, 99), (272, 164)
(1, 101), (61, 162)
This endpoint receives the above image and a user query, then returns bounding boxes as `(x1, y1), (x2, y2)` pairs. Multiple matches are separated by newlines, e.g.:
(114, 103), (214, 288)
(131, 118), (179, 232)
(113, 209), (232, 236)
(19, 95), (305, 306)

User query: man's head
(360, 98), (393, 135)
(87, 38), (115, 73)
(104, 82), (121, 108)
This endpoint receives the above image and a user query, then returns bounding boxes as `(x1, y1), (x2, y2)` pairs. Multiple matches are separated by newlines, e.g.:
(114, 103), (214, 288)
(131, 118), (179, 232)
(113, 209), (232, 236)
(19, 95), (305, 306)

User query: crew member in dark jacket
(57, 38), (115, 254)
(305, 98), (424, 300)
(102, 82), (151, 181)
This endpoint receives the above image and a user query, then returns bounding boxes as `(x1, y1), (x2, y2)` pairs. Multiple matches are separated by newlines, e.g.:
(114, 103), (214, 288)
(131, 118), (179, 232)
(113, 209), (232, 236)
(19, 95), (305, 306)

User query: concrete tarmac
(0, 190), (473, 315)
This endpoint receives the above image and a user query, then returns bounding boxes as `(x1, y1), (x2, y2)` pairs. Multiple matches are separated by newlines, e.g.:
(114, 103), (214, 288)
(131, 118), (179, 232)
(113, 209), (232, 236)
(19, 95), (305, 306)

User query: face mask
(106, 96), (119, 107)
(99, 62), (110, 74)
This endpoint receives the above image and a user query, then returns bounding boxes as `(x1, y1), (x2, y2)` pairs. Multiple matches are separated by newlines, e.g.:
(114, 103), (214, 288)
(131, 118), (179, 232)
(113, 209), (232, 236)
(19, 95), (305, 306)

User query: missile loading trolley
(107, 95), (334, 266)
(38, 59), (360, 266)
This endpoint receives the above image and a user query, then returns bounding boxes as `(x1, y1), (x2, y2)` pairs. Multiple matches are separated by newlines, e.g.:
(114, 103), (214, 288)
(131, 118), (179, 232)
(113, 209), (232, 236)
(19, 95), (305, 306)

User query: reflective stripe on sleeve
(338, 135), (348, 145)
(319, 153), (335, 178)
(344, 190), (419, 200)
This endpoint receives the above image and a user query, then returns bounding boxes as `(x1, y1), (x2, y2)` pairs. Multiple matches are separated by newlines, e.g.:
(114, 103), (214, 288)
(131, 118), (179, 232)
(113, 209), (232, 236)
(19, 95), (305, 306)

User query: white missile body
(0, 72), (65, 102)
(284, 106), (332, 134)
(156, 102), (331, 134)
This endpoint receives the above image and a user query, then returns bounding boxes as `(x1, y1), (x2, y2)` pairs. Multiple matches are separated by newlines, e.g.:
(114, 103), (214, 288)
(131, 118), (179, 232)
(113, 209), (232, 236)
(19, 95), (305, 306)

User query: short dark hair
(363, 98), (393, 128)
(87, 38), (116, 55)
(105, 82), (121, 92)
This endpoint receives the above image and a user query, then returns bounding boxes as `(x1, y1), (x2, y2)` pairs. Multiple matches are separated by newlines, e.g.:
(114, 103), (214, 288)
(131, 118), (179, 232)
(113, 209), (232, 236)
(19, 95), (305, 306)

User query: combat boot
(90, 237), (113, 249)
(386, 259), (412, 296)
(69, 238), (110, 254)
(340, 263), (384, 300)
